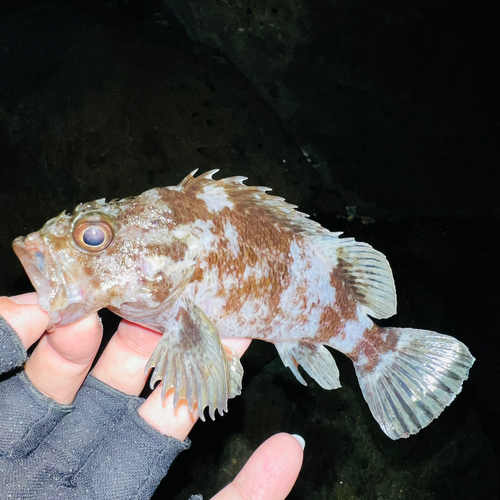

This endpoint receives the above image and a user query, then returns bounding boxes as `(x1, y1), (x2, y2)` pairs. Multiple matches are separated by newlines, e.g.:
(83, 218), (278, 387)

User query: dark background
(0, 1), (498, 498)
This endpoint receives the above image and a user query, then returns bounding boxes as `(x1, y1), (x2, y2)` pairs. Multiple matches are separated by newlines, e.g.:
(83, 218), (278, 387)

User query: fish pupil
(83, 226), (105, 246)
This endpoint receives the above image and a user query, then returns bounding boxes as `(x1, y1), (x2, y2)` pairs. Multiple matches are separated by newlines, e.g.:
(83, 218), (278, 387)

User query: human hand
(0, 293), (303, 499)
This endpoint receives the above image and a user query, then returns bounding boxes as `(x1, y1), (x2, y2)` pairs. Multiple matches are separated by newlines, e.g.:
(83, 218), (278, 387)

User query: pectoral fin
(146, 298), (243, 420)
(275, 341), (341, 390)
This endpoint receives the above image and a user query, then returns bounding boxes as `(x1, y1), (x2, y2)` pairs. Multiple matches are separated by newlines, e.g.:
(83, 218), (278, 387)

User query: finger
(9, 292), (40, 305)
(25, 313), (103, 404)
(221, 337), (252, 355)
(92, 319), (252, 397)
(137, 337), (252, 441)
(0, 294), (49, 348)
(91, 320), (162, 395)
(211, 433), (304, 500)
(137, 386), (199, 441)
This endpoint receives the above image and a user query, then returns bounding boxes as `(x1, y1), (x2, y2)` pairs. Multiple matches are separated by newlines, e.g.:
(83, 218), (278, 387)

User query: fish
(12, 170), (474, 439)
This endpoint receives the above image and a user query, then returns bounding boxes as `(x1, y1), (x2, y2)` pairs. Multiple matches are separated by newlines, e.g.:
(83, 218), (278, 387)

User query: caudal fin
(353, 328), (474, 440)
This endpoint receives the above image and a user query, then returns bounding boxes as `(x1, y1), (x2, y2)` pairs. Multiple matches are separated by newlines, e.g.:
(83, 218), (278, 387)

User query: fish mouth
(13, 233), (55, 314)
(12, 232), (86, 328)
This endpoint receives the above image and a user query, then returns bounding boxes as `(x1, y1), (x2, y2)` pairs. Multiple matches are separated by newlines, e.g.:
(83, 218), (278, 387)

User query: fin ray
(145, 298), (243, 421)
(223, 344), (244, 401)
(177, 170), (329, 236)
(353, 328), (475, 439)
(276, 341), (341, 390)
(313, 235), (397, 319)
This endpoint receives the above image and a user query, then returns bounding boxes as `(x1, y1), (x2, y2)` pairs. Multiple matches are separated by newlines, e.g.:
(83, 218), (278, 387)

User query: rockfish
(12, 170), (474, 439)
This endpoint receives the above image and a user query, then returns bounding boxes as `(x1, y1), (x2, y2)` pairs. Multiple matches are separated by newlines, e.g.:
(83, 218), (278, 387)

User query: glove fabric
(0, 315), (195, 499)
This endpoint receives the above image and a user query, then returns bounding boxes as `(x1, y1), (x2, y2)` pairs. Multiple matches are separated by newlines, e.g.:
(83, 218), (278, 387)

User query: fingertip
(265, 432), (305, 465)
(212, 432), (304, 500)
(243, 433), (304, 495)
(9, 292), (40, 305)
(291, 433), (306, 450)
(0, 295), (50, 348)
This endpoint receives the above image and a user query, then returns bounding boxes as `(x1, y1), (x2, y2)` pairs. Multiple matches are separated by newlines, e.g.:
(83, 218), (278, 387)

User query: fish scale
(13, 170), (474, 439)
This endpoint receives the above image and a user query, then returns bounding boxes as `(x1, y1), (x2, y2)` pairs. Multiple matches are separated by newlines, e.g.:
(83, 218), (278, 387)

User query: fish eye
(73, 215), (115, 253)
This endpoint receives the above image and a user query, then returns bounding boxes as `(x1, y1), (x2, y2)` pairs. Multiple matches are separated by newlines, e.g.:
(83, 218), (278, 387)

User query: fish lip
(12, 234), (54, 314)
(13, 232), (87, 329)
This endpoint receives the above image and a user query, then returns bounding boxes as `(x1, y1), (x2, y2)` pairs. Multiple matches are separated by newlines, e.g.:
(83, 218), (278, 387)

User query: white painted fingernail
(291, 434), (305, 450)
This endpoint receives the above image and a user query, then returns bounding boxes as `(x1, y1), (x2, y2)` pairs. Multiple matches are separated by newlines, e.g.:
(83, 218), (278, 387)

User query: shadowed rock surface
(0, 1), (498, 499)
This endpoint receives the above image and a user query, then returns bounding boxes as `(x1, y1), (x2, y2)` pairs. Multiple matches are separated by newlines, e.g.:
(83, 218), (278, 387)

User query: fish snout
(12, 232), (52, 310)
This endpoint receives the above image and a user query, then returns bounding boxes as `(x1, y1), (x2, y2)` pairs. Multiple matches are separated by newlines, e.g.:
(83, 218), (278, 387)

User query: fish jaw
(13, 231), (86, 329)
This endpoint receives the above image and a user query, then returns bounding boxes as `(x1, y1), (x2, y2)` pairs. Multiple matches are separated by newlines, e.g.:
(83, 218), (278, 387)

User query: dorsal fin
(177, 170), (329, 236)
(313, 234), (397, 319)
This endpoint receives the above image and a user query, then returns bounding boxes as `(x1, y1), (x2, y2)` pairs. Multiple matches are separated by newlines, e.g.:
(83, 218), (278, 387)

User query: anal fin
(275, 341), (341, 390)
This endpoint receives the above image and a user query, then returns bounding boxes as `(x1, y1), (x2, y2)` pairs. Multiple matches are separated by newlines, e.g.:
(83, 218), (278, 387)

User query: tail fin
(353, 328), (475, 440)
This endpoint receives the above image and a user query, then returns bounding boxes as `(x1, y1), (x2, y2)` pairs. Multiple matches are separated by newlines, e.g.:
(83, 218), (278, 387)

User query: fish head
(13, 191), (202, 330)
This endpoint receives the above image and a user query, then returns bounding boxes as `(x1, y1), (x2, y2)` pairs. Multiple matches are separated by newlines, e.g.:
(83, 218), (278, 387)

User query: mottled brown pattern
(291, 284), (313, 325)
(215, 206), (295, 319)
(157, 176), (301, 323)
(157, 185), (212, 226)
(314, 267), (359, 342)
(136, 241), (188, 305)
(316, 304), (345, 342)
(191, 263), (205, 283)
(147, 240), (188, 262)
(146, 279), (174, 305)
(116, 198), (174, 230)
(336, 253), (367, 308)
(349, 325), (399, 373)
(176, 306), (202, 346)
(51, 234), (72, 253)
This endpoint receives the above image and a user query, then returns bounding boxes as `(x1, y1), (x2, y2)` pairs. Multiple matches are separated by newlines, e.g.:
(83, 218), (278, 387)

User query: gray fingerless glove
(0, 315), (190, 499)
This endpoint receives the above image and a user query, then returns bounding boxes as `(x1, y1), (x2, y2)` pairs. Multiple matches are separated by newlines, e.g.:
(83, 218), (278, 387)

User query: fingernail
(9, 292), (39, 305)
(291, 434), (305, 450)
